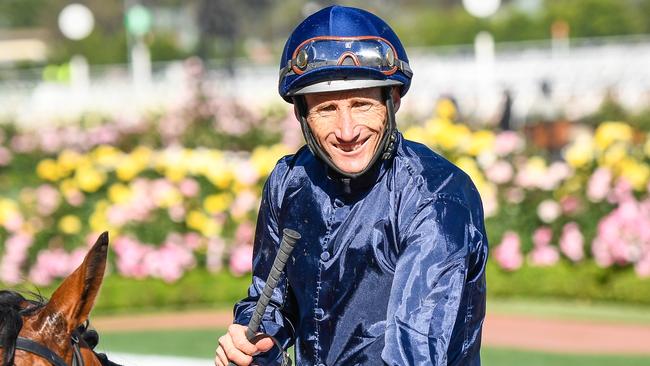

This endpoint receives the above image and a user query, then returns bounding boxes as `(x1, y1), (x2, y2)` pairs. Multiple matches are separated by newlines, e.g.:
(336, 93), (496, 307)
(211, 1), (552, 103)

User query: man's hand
(215, 324), (275, 366)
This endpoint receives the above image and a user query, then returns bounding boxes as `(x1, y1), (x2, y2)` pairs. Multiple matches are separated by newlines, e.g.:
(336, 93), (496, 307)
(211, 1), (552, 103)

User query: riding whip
(228, 228), (301, 366)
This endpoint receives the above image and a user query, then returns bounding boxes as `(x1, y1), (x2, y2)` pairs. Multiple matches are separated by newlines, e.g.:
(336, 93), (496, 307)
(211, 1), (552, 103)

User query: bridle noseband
(7, 321), (95, 366)
(14, 333), (85, 366)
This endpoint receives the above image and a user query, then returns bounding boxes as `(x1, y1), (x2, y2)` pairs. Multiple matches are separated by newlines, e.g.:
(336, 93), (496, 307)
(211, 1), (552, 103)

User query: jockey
(215, 5), (488, 366)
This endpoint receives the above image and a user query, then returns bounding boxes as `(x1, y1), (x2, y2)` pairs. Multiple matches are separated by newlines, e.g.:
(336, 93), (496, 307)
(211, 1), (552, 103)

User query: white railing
(2, 34), (650, 125)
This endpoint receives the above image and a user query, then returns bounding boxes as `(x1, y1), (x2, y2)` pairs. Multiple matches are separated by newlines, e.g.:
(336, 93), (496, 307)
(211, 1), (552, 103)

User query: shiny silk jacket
(233, 133), (488, 365)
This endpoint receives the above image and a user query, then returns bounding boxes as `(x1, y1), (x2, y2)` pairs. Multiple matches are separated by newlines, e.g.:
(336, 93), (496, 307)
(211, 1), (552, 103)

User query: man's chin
(331, 159), (371, 175)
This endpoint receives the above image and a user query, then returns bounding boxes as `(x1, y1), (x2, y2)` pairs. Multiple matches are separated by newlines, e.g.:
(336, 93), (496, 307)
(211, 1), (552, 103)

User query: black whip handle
(228, 228), (300, 366)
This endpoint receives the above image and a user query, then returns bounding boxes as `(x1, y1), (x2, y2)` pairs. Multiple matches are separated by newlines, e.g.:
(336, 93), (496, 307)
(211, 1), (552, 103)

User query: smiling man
(215, 5), (488, 366)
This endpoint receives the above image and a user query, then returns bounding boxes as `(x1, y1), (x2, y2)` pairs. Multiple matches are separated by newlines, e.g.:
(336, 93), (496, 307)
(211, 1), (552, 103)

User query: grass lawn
(98, 329), (650, 365)
(488, 297), (650, 324)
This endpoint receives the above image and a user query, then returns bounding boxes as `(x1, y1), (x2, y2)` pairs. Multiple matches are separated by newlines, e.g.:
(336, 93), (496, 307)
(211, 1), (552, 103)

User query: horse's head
(1, 232), (114, 366)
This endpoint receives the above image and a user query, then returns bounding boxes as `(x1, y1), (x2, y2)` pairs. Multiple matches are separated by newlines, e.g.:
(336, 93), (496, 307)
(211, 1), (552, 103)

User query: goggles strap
(294, 86), (397, 180)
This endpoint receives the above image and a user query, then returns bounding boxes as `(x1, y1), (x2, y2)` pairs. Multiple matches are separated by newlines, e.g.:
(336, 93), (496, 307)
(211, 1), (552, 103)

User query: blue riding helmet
(279, 5), (413, 103)
(280, 6), (413, 180)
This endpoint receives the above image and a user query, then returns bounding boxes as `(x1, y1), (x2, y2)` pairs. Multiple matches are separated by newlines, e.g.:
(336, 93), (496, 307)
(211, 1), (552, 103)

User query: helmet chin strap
(294, 87), (398, 180)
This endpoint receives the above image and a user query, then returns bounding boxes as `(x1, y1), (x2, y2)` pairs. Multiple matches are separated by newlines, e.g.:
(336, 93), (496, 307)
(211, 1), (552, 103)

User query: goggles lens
(290, 37), (401, 75)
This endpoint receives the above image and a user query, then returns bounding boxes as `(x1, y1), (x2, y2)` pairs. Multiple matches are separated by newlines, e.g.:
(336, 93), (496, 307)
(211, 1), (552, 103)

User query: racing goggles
(280, 36), (413, 79)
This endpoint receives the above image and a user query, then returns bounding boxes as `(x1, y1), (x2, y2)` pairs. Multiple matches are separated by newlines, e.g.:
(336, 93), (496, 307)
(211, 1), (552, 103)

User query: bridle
(14, 332), (85, 366)
(3, 322), (100, 366)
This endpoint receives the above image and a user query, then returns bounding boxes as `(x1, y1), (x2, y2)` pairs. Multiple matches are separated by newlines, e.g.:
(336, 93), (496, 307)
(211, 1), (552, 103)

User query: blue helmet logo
(279, 6), (413, 103)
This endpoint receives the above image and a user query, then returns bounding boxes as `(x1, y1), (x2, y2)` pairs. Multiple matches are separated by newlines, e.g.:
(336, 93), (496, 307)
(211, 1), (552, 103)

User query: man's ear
(392, 87), (402, 112)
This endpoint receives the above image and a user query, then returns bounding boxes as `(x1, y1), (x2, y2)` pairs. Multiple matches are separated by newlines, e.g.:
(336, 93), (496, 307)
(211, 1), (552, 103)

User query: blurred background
(1, 0), (650, 365)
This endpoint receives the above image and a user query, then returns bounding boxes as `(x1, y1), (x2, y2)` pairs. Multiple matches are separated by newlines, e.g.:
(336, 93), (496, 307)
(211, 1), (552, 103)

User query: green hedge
(487, 260), (650, 305)
(6, 261), (650, 315)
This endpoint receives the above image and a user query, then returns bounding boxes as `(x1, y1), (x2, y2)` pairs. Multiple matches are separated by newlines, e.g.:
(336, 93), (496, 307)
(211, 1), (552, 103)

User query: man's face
(303, 87), (399, 174)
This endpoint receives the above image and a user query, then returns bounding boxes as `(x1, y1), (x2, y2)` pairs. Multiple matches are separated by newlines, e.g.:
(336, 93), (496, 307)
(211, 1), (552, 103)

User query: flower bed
(1, 61), (649, 303)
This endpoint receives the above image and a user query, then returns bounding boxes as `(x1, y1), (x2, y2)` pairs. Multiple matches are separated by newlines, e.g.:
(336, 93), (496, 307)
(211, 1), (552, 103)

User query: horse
(0, 232), (123, 366)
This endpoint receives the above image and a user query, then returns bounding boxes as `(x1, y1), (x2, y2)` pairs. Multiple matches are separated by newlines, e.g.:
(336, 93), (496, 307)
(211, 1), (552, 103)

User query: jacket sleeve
(232, 176), (299, 365)
(382, 196), (487, 366)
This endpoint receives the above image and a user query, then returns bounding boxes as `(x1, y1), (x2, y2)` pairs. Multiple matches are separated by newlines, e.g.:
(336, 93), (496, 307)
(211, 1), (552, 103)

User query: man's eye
(317, 105), (337, 114)
(352, 102), (373, 112)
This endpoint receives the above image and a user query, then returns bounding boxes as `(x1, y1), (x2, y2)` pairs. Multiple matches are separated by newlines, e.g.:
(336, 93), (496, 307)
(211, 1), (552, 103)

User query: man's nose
(336, 107), (357, 141)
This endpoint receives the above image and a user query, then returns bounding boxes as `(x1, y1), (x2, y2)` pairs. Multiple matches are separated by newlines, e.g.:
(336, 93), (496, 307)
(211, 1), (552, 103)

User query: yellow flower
(108, 183), (131, 204)
(116, 158), (142, 182)
(75, 165), (107, 193)
(430, 119), (472, 152)
(435, 98), (457, 121)
(131, 146), (153, 166)
(200, 220), (221, 237)
(164, 165), (187, 182)
(90, 200), (110, 232)
(0, 198), (19, 225)
(57, 149), (83, 176)
(156, 188), (183, 208)
(594, 122), (633, 150)
(92, 145), (122, 168)
(564, 137), (594, 168)
(203, 193), (233, 214)
(403, 126), (427, 145)
(208, 169), (233, 190)
(455, 156), (488, 191)
(60, 179), (79, 196)
(600, 143), (628, 168)
(251, 144), (290, 176)
(36, 159), (62, 181)
(619, 158), (650, 191)
(59, 215), (82, 235)
(186, 210), (208, 231)
(467, 130), (496, 157)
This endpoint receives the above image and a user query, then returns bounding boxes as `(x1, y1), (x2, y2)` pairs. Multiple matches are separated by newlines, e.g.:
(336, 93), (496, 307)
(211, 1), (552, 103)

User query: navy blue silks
(234, 133), (488, 365)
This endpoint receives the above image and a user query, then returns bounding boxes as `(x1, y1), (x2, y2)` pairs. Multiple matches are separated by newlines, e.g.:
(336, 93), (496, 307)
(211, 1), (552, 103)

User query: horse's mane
(0, 290), (46, 366)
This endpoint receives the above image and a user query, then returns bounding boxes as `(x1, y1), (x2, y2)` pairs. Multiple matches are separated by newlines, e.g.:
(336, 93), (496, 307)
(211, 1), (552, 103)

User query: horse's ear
(43, 232), (109, 333)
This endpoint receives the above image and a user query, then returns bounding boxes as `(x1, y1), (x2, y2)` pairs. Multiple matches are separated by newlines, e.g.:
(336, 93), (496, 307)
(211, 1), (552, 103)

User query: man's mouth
(334, 137), (369, 153)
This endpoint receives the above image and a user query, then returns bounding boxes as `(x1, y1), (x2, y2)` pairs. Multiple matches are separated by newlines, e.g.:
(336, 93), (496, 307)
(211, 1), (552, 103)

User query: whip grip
(227, 228), (300, 366)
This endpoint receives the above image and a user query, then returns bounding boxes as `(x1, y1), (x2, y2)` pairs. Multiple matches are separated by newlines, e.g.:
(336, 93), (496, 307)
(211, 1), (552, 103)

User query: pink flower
(207, 237), (225, 272)
(537, 199), (561, 223)
(505, 187), (525, 204)
(3, 212), (24, 232)
(529, 244), (560, 267)
(230, 244), (254, 276)
(494, 131), (524, 156)
(231, 190), (259, 218)
(65, 190), (85, 206)
(179, 178), (200, 197)
(607, 178), (633, 204)
(635, 251), (650, 278)
(592, 197), (650, 272)
(235, 161), (260, 186)
(235, 221), (255, 246)
(28, 248), (82, 286)
(560, 196), (580, 215)
(560, 222), (584, 262)
(168, 205), (186, 222)
(0, 233), (34, 284)
(493, 231), (523, 271)
(587, 168), (612, 202)
(0, 146), (13, 166)
(36, 184), (61, 216)
(533, 227), (553, 247)
(485, 160), (513, 184)
(184, 232), (202, 250)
